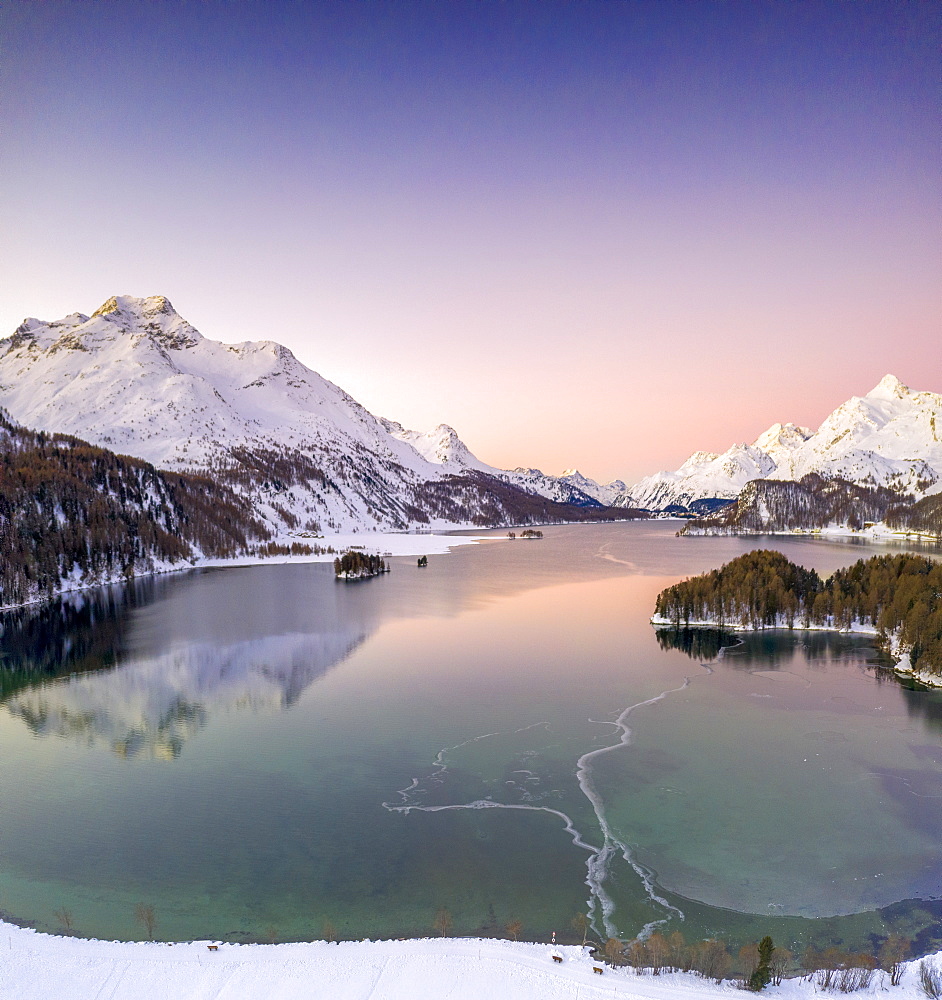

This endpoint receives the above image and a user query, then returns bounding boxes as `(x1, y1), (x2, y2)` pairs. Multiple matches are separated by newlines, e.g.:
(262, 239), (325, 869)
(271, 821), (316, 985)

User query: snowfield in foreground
(1, 922), (940, 1000)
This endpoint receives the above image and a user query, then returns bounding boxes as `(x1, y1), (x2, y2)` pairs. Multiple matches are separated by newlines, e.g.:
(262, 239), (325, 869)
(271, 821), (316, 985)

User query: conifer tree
(748, 935), (775, 991)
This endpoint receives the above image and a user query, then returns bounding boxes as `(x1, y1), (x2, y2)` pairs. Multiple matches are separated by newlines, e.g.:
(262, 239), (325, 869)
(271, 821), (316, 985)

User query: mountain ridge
(627, 375), (942, 511)
(0, 295), (632, 534)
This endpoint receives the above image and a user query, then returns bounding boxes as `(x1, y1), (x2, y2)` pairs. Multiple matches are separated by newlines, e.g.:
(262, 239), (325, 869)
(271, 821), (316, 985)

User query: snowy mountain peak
(867, 374), (909, 401)
(752, 422), (811, 453)
(556, 468), (628, 506)
(90, 295), (123, 318)
(384, 421), (483, 469)
(680, 451), (720, 470)
(83, 294), (203, 351)
(629, 375), (942, 510)
(91, 294), (177, 320)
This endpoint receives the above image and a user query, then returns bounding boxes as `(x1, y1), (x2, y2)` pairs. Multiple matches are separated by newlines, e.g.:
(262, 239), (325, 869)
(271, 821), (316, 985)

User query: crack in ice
(576, 679), (690, 939)
(384, 683), (694, 942)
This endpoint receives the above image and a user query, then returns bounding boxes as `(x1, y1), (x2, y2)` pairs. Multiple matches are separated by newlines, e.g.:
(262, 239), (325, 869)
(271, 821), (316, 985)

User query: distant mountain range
(0, 294), (938, 599)
(0, 295), (632, 538)
(680, 474), (941, 537)
(0, 295), (646, 604)
(625, 374), (942, 513)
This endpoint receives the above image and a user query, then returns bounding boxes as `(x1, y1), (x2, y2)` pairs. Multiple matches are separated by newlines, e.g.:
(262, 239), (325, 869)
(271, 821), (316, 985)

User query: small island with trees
(652, 550), (942, 685)
(333, 550), (389, 580)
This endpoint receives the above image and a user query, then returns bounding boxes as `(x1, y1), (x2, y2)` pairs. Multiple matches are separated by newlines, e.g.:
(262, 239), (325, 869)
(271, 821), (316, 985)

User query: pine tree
(748, 935), (774, 991)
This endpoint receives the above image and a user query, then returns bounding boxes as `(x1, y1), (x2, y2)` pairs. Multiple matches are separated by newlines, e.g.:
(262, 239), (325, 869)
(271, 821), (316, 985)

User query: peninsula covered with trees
(652, 550), (942, 682)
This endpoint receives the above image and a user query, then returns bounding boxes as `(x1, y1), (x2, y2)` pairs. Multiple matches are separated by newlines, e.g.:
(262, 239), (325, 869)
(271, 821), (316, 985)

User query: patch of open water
(0, 522), (939, 954)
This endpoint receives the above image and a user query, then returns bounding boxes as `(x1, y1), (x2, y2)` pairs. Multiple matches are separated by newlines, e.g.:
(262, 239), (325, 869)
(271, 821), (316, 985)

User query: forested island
(333, 550), (389, 580)
(652, 550), (942, 682)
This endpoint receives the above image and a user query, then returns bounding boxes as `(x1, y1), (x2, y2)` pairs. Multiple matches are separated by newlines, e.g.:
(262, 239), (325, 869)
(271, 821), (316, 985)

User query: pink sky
(3, 3), (939, 485)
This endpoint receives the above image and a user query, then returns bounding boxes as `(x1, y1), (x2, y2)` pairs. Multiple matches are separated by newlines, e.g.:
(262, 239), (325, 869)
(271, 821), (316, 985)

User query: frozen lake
(0, 521), (939, 952)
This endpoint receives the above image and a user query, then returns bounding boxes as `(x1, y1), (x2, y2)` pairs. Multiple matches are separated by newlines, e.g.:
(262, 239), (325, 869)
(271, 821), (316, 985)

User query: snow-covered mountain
(379, 421), (619, 506)
(766, 375), (942, 492)
(557, 468), (629, 507)
(626, 442), (787, 511)
(0, 295), (620, 532)
(629, 376), (942, 510)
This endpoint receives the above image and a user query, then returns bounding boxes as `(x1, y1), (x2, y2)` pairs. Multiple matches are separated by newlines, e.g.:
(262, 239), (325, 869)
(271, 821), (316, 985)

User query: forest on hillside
(886, 493), (942, 536)
(205, 441), (646, 533)
(653, 549), (942, 677)
(412, 471), (647, 527)
(0, 404), (647, 608)
(0, 412), (272, 607)
(683, 475), (942, 536)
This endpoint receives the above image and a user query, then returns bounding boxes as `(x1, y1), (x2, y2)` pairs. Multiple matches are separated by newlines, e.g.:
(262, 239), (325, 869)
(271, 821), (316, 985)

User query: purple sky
(3, 1), (940, 484)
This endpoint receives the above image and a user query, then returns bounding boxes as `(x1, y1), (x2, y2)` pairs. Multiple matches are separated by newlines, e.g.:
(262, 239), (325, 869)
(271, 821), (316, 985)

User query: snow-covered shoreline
(1, 920), (939, 1000)
(650, 616), (942, 689)
(0, 530), (495, 613)
(683, 523), (941, 543)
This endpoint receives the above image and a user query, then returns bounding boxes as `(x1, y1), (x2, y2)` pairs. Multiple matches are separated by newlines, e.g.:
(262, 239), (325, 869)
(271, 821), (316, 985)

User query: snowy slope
(629, 376), (942, 510)
(379, 422), (620, 506)
(558, 468), (628, 507)
(1, 296), (436, 474)
(2, 923), (941, 1000)
(0, 296), (618, 531)
(628, 443), (784, 510)
(767, 375), (942, 492)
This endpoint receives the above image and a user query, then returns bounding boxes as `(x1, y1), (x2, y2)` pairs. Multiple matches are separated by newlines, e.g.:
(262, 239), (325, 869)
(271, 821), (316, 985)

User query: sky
(2, 0), (940, 485)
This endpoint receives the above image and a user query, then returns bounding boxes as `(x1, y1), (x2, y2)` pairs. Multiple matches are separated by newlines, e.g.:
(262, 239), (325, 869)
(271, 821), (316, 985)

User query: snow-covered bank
(649, 615), (887, 638)
(684, 523), (941, 544)
(0, 531), (494, 613)
(890, 652), (942, 689)
(791, 524), (940, 543)
(650, 617), (942, 689)
(197, 529), (493, 567)
(1, 921), (939, 1000)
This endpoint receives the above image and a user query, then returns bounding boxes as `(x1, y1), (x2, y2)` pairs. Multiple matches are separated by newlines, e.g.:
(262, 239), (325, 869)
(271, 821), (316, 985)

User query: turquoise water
(0, 522), (939, 953)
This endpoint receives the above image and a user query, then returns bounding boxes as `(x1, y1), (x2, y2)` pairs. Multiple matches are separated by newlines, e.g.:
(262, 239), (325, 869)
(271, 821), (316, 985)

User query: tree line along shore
(653, 550), (942, 679)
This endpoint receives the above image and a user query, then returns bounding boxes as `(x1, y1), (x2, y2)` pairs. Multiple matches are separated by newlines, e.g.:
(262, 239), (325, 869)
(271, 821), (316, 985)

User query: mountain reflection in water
(0, 532), (659, 759)
(0, 570), (366, 759)
(0, 524), (939, 950)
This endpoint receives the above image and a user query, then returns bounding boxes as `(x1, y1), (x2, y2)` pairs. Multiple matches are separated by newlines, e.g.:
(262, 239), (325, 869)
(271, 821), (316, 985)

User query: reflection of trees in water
(1, 571), (368, 759)
(655, 627), (735, 661)
(655, 626), (882, 670)
(899, 683), (942, 734)
(9, 695), (207, 761)
(744, 630), (866, 669)
(0, 576), (173, 698)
